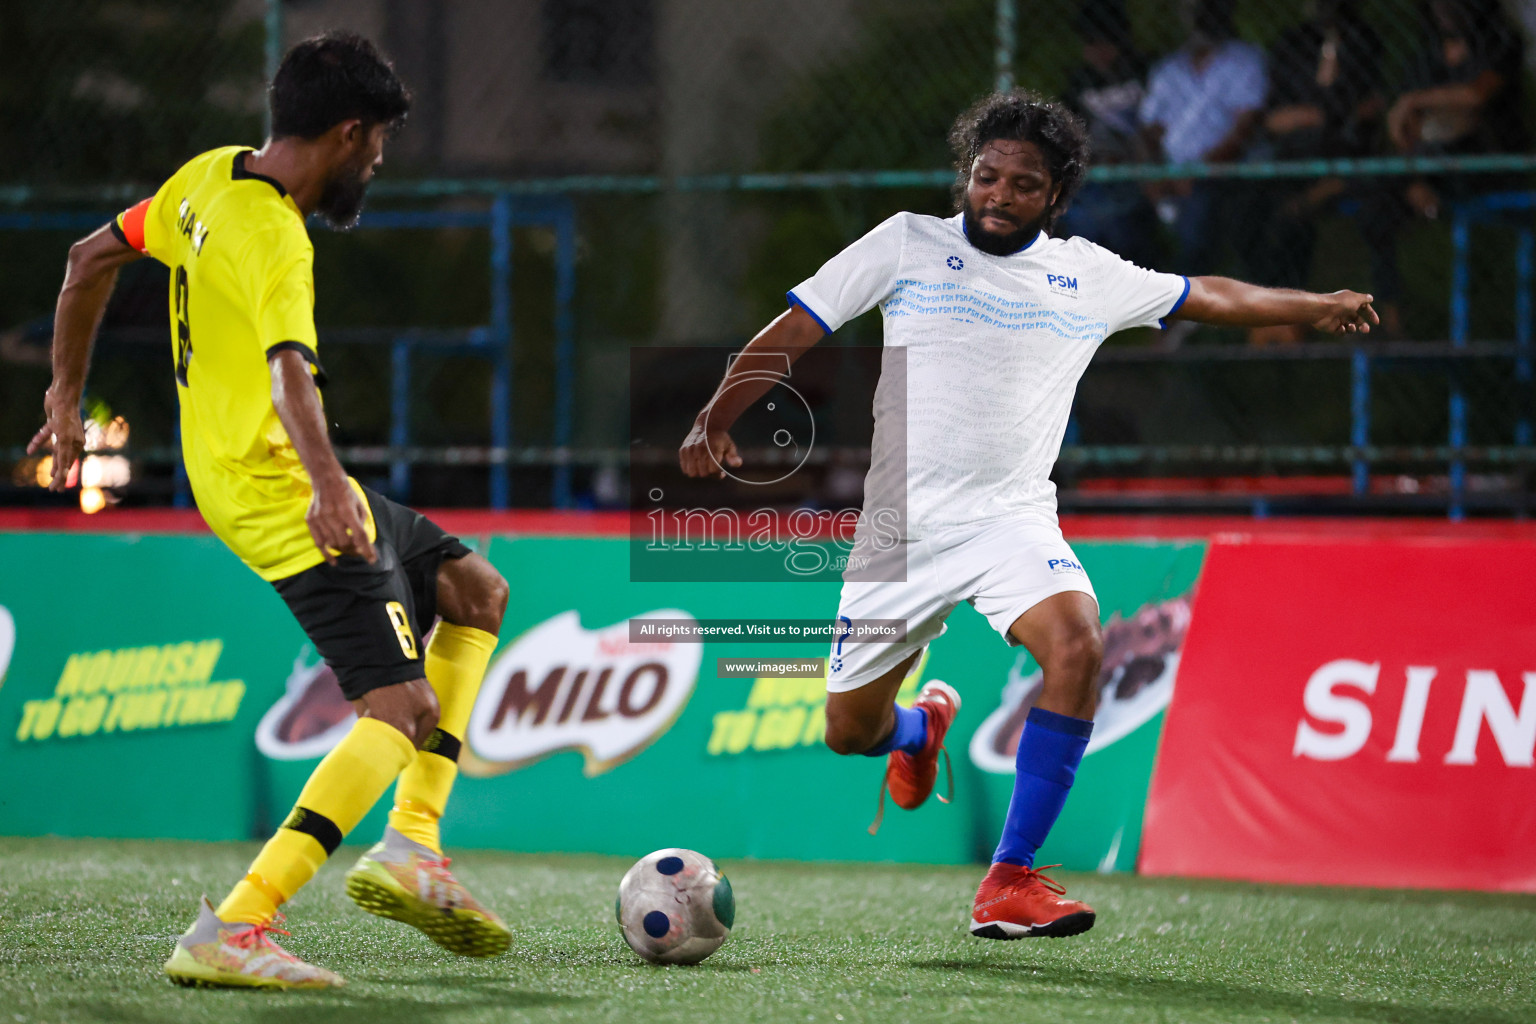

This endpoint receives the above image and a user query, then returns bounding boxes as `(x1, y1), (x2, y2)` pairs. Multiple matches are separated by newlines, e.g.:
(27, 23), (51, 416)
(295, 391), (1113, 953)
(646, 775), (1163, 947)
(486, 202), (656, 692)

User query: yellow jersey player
(28, 32), (512, 988)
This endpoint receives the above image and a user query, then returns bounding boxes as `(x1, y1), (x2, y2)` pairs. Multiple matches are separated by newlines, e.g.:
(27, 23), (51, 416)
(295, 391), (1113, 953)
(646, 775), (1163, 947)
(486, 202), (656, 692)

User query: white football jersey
(790, 212), (1188, 537)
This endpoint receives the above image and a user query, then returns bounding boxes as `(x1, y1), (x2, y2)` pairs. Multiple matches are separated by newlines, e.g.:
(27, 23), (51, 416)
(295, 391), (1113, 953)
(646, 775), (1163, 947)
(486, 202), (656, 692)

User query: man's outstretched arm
(27, 225), (144, 489)
(678, 304), (826, 479)
(1171, 277), (1378, 334)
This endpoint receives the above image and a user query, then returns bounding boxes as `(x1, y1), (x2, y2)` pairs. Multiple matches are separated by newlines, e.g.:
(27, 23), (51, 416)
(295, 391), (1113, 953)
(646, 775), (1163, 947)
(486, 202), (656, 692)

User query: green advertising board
(0, 534), (297, 841)
(0, 531), (1204, 871)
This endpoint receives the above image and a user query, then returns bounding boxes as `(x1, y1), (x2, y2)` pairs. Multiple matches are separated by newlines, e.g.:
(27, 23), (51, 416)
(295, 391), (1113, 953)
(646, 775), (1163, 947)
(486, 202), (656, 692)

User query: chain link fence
(2, 0), (1534, 515)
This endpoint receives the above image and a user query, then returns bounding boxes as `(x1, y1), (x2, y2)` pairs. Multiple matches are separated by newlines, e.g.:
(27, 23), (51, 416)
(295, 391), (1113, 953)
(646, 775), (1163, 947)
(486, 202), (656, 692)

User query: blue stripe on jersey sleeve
(1158, 276), (1192, 329)
(786, 290), (833, 335)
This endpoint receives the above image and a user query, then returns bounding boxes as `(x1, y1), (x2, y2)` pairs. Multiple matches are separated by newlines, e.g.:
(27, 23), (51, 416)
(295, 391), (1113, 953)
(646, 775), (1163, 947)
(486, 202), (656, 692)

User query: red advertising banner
(1141, 535), (1536, 892)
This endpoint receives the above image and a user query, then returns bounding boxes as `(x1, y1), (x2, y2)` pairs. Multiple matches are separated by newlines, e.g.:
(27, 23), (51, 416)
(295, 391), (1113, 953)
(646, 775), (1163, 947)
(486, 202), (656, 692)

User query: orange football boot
(970, 862), (1096, 939)
(868, 681), (961, 834)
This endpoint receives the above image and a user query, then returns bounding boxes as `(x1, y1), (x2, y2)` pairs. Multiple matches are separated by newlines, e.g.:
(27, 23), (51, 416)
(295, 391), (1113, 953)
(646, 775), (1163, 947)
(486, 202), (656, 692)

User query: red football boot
(868, 681), (961, 834)
(970, 862), (1096, 939)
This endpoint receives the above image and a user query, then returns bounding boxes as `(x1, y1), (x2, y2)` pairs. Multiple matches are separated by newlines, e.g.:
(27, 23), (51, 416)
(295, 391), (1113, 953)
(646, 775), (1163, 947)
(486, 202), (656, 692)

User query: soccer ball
(616, 848), (733, 964)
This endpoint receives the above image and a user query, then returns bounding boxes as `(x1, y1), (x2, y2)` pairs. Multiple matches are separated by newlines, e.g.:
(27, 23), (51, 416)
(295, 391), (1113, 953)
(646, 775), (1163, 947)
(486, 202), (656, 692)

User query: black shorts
(273, 486), (471, 700)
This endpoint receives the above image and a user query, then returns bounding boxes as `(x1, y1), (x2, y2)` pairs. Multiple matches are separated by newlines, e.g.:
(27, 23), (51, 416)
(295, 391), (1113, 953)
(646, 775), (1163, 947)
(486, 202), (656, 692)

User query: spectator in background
(1245, 0), (1385, 345)
(1362, 0), (1527, 336)
(1057, 0), (1160, 270)
(1139, 0), (1267, 295)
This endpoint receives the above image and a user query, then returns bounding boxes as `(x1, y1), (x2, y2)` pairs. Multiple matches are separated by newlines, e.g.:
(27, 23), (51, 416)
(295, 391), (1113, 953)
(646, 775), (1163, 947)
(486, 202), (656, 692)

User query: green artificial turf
(1, 836), (1532, 1024)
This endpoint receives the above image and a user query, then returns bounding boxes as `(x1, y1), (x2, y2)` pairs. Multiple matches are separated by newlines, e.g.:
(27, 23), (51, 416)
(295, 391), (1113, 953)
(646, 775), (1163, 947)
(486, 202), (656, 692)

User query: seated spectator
(1139, 0), (1267, 285)
(1056, 0), (1160, 270)
(1361, 0), (1527, 336)
(1244, 0), (1385, 345)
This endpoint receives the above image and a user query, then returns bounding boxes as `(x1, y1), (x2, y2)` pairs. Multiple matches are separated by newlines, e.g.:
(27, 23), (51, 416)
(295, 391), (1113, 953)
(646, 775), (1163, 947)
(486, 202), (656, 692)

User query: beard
(961, 203), (1048, 256)
(317, 163), (372, 230)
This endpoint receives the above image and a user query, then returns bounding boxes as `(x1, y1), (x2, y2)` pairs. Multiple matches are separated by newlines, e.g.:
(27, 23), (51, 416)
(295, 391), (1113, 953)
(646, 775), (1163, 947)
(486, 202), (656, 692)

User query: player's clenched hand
(1312, 291), (1379, 334)
(26, 386), (87, 491)
(679, 418), (742, 480)
(307, 476), (377, 565)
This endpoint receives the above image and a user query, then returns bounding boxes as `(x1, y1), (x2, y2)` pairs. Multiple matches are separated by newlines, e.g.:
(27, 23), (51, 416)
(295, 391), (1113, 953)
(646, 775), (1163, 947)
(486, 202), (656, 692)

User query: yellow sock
(217, 716), (416, 924)
(389, 623), (498, 852)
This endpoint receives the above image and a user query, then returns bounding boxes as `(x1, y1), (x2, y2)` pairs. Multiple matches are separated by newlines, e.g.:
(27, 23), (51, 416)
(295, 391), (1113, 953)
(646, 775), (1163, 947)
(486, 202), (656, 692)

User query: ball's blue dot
(656, 856), (684, 875)
(643, 910), (670, 938)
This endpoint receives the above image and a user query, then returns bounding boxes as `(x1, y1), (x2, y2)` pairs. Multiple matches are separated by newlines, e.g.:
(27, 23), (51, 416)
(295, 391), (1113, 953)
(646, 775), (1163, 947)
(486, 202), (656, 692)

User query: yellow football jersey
(115, 146), (370, 581)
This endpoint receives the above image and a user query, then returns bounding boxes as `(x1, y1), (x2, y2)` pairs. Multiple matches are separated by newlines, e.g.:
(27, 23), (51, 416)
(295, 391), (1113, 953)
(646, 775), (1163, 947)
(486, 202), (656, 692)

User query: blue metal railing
(1350, 348), (1370, 497)
(7, 189), (1532, 517)
(6, 153), (1536, 208)
(1072, 337), (1534, 517)
(308, 197), (575, 509)
(1448, 191), (1535, 520)
(0, 196), (578, 510)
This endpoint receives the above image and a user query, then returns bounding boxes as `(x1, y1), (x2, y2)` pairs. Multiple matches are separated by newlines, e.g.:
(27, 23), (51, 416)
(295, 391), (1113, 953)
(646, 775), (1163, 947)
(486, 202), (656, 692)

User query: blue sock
(992, 707), (1093, 866)
(863, 704), (928, 756)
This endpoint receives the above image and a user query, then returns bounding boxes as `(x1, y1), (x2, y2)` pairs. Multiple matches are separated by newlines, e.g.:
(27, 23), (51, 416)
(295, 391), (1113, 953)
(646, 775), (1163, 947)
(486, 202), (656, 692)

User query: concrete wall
(284, 0), (863, 178)
(283, 0), (871, 340)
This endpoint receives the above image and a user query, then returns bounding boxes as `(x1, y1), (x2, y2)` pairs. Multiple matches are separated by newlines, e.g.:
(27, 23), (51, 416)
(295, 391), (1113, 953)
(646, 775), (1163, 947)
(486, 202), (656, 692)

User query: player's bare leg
(823, 652), (917, 756)
(1010, 591), (1101, 721)
(346, 552), (514, 957)
(972, 590), (1101, 939)
(353, 677), (442, 740)
(433, 552), (510, 636)
(824, 652), (963, 833)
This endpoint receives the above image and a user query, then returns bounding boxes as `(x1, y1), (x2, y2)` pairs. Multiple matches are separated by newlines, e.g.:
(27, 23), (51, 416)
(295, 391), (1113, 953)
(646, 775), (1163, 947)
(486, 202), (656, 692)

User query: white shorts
(826, 517), (1097, 693)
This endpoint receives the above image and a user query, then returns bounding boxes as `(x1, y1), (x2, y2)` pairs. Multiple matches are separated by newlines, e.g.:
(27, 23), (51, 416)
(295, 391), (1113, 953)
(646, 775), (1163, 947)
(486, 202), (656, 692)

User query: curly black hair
(948, 90), (1091, 232)
(271, 31), (411, 141)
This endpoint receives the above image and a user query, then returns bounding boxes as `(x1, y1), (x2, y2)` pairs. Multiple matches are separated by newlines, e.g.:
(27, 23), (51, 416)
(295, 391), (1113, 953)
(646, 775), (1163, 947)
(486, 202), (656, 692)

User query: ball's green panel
(712, 874), (734, 929)
(615, 894), (622, 923)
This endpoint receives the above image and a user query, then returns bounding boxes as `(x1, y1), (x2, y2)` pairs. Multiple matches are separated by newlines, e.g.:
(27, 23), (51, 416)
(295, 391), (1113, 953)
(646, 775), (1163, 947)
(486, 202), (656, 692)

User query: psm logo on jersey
(1047, 557), (1085, 575)
(1046, 274), (1078, 291)
(946, 256), (964, 270)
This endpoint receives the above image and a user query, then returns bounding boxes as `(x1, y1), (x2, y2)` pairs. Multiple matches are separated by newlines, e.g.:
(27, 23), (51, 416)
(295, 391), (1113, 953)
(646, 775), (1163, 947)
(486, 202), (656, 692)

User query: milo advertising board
(1, 530), (1202, 869)
(254, 534), (1206, 869)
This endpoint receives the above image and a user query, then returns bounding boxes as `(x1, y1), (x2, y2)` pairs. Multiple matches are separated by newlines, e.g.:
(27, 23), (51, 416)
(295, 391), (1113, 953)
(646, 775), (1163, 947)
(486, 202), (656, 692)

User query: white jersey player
(680, 91), (1376, 940)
